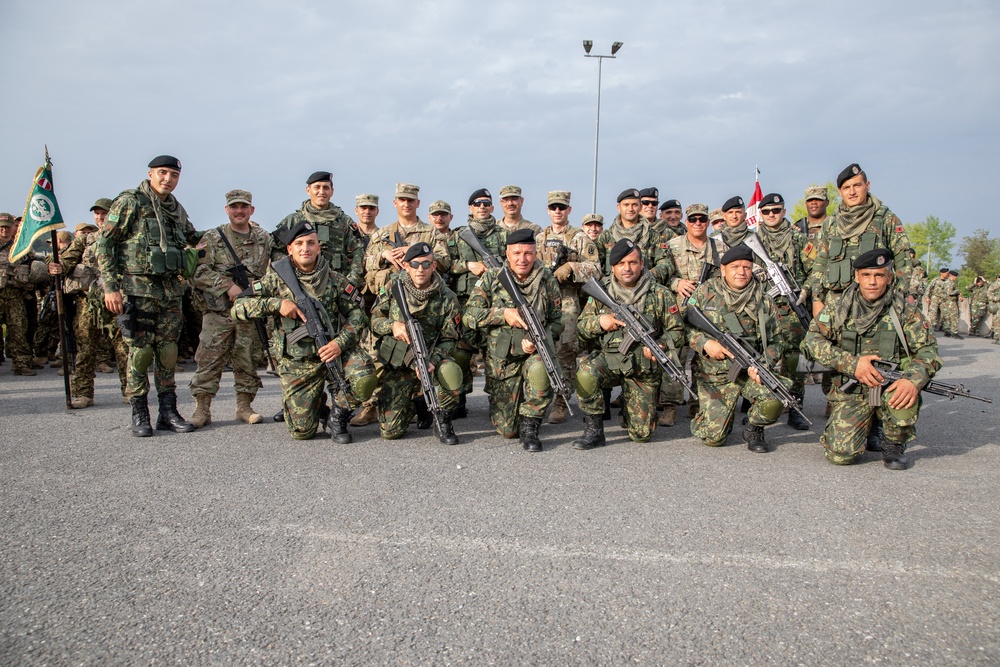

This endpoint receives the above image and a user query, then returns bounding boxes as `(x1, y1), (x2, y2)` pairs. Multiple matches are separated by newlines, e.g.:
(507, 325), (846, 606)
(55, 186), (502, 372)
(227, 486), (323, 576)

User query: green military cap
(499, 185), (522, 199)
(685, 203), (708, 218)
(90, 198), (114, 212)
(0, 212), (15, 227)
(225, 189), (252, 205)
(428, 200), (451, 214)
(395, 183), (419, 200)
(804, 185), (828, 201)
(75, 222), (99, 234)
(356, 193), (379, 207)
(581, 213), (604, 226)
(547, 191), (571, 206)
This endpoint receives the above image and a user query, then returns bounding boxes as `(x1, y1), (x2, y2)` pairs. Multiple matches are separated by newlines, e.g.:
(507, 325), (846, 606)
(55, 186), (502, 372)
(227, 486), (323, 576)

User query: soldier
(656, 197), (687, 240)
(463, 229), (563, 451)
(638, 188), (662, 236)
(497, 185), (542, 236)
(940, 270), (963, 339)
(87, 199), (118, 373)
(596, 189), (672, 282)
(581, 213), (604, 242)
(925, 267), (950, 331)
(187, 189), (273, 428)
(802, 248), (942, 469)
(796, 185), (828, 277)
(232, 221), (376, 441)
(686, 245), (787, 452)
(35, 231), (75, 366)
(708, 208), (725, 235)
(427, 200), (455, 239)
(535, 190), (601, 423)
(906, 248), (928, 304)
(353, 194), (379, 251)
(272, 171), (363, 286)
(574, 239), (685, 447)
(370, 243), (463, 443)
(967, 275), (989, 336)
(719, 196), (751, 247)
(987, 274), (1000, 343)
(96, 155), (201, 437)
(0, 212), (47, 375)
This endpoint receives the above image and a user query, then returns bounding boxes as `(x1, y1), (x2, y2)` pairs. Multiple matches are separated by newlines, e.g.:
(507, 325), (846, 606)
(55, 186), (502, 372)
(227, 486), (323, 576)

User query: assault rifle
(458, 227), (503, 269)
(839, 359), (992, 406)
(686, 304), (810, 425)
(743, 232), (811, 328)
(548, 242), (570, 273)
(216, 227), (278, 375)
(497, 266), (573, 416)
(391, 279), (447, 440)
(581, 277), (693, 394)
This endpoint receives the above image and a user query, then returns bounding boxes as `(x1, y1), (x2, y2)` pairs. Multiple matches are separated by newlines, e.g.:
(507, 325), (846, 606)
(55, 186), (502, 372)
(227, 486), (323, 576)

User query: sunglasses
(760, 207), (783, 215)
(688, 216), (709, 224)
(408, 260), (434, 269)
(548, 203), (568, 211)
(472, 200), (492, 208)
(641, 200), (659, 207)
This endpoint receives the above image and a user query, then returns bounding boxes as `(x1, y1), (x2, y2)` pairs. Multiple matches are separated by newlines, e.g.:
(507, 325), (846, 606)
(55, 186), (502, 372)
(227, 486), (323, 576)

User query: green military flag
(10, 148), (65, 263)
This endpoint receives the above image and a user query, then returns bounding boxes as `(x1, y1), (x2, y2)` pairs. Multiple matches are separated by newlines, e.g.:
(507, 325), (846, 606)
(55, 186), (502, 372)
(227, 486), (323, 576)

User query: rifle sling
(215, 225), (252, 288)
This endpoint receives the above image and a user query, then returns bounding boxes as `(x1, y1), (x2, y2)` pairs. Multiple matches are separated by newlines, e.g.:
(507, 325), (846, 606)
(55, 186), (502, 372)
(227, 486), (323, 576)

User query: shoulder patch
(895, 225), (904, 233)
(196, 240), (208, 249)
(818, 312), (830, 322)
(803, 242), (813, 254)
(669, 304), (678, 314)
(107, 212), (119, 224)
(687, 297), (697, 306)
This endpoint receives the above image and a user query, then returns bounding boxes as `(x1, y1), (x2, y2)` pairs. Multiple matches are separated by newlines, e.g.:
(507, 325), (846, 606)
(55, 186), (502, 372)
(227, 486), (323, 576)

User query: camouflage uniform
(232, 257), (375, 440)
(189, 223), (273, 399)
(370, 274), (463, 439)
(463, 261), (564, 437)
(988, 278), (1000, 343)
(908, 261), (928, 302)
(967, 281), (989, 335)
(940, 278), (961, 335)
(497, 217), (543, 241)
(925, 276), (950, 330)
(57, 234), (102, 399)
(795, 217), (824, 277)
(272, 201), (363, 286)
(364, 219), (451, 297)
(0, 237), (47, 372)
(576, 275), (685, 441)
(802, 288), (941, 464)
(596, 216), (673, 284)
(685, 277), (787, 447)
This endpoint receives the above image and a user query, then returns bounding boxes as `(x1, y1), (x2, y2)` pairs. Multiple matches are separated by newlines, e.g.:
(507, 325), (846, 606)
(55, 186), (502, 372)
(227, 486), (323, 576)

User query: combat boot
(548, 395), (568, 424)
(331, 406), (353, 444)
(866, 415), (883, 452)
(572, 414), (606, 451)
(273, 409), (285, 422)
(519, 416), (543, 452)
(235, 393), (263, 424)
(349, 402), (378, 426)
(951, 332), (963, 340)
(155, 391), (195, 433)
(454, 393), (468, 419)
(189, 394), (212, 428)
(130, 395), (153, 438)
(688, 399), (700, 418)
(787, 393), (809, 430)
(658, 404), (676, 427)
(743, 423), (769, 453)
(13, 366), (37, 376)
(71, 396), (94, 409)
(317, 402), (331, 433)
(414, 397), (434, 430)
(882, 440), (910, 470)
(437, 411), (459, 445)
(601, 388), (612, 421)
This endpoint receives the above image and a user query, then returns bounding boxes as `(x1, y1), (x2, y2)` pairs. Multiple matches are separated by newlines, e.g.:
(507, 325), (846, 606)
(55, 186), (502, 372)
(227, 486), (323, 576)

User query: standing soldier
(0, 212), (47, 375)
(925, 267), (950, 331)
(232, 222), (376, 441)
(574, 239), (685, 448)
(987, 274), (1000, 343)
(581, 214), (604, 243)
(353, 194), (379, 251)
(463, 229), (563, 451)
(906, 248), (928, 304)
(967, 276), (989, 336)
(596, 189), (672, 282)
(638, 188), (662, 236)
(534, 190), (601, 423)
(686, 245), (787, 453)
(719, 196), (751, 247)
(427, 200), (455, 240)
(188, 189), (273, 428)
(370, 243), (463, 443)
(940, 270), (963, 339)
(96, 155), (201, 437)
(802, 249), (942, 469)
(273, 171), (363, 287)
(497, 185), (542, 236)
(658, 199), (687, 240)
(796, 185), (829, 276)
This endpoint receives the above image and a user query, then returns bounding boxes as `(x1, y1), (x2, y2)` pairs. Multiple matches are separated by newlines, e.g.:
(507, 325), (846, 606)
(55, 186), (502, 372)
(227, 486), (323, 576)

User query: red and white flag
(745, 167), (763, 229)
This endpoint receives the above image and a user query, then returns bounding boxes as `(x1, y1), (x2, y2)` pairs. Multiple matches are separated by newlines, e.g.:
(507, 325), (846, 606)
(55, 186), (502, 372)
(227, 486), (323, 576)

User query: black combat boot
(414, 397), (434, 430)
(317, 402), (331, 433)
(787, 393), (809, 430)
(155, 391), (195, 433)
(273, 409), (285, 422)
(519, 416), (543, 452)
(454, 394), (468, 419)
(331, 406), (353, 444)
(866, 415), (883, 452)
(437, 411), (459, 445)
(130, 395), (153, 438)
(572, 414), (606, 450)
(601, 388), (612, 421)
(743, 423), (769, 453)
(882, 439), (910, 470)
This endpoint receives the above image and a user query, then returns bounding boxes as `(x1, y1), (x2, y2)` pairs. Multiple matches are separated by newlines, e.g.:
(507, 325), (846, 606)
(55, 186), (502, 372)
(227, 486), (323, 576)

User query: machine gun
(840, 359), (992, 406)
(686, 304), (810, 425)
(216, 228), (278, 375)
(458, 227), (503, 269)
(391, 279), (447, 440)
(580, 278), (693, 394)
(743, 233), (811, 327)
(496, 266), (573, 416)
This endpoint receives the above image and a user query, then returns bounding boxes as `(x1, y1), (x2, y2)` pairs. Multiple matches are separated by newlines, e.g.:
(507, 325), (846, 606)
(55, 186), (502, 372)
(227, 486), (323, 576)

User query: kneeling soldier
(802, 248), (941, 469)
(686, 245), (787, 451)
(371, 243), (463, 444)
(232, 221), (376, 441)
(574, 239), (685, 447)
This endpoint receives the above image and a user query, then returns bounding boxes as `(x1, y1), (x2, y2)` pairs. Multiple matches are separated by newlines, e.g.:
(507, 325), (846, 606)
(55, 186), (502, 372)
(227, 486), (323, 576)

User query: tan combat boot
(235, 393), (263, 424)
(189, 394), (212, 428)
(71, 396), (94, 409)
(688, 400), (700, 418)
(658, 404), (676, 426)
(350, 402), (378, 426)
(548, 395), (568, 424)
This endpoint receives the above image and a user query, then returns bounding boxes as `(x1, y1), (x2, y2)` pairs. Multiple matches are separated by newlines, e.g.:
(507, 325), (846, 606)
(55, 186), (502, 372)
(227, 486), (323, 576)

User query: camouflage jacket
(967, 282), (988, 307)
(685, 276), (784, 381)
(908, 263), (928, 300)
(447, 224), (506, 298)
(577, 277), (685, 377)
(231, 257), (367, 361)
(596, 216), (673, 283)
(925, 276), (950, 300)
(945, 279), (960, 300)
(370, 275), (462, 370)
(802, 289), (940, 390)
(0, 239), (52, 293)
(752, 223), (810, 305)
(463, 261), (564, 380)
(988, 278), (1000, 303)
(534, 225), (602, 296)
(364, 219), (451, 295)
(667, 233), (727, 311)
(650, 218), (686, 242)
(497, 217), (543, 239)
(272, 201), (363, 286)
(58, 233), (99, 295)
(794, 217), (825, 276)
(192, 223), (273, 313)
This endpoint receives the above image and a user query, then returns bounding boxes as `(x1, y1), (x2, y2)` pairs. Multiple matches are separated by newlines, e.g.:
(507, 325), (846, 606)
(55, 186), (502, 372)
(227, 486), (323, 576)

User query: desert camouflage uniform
(802, 288), (941, 464)
(596, 216), (674, 284)
(940, 278), (961, 335)
(576, 275), (685, 441)
(924, 276), (949, 330)
(232, 257), (375, 440)
(463, 261), (563, 437)
(685, 277), (787, 447)
(988, 278), (1000, 343)
(57, 234), (101, 398)
(370, 274), (463, 439)
(189, 223), (273, 399)
(0, 238), (47, 372)
(272, 201), (363, 286)
(967, 281), (989, 335)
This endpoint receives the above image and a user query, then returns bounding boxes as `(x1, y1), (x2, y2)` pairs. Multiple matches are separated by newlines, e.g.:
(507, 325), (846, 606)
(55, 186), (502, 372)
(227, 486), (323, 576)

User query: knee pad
(883, 390), (919, 425)
(526, 360), (551, 391)
(159, 342), (178, 369)
(575, 370), (599, 399)
(352, 374), (378, 402)
(131, 345), (155, 373)
(452, 347), (472, 372)
(758, 398), (784, 422)
(436, 360), (464, 391)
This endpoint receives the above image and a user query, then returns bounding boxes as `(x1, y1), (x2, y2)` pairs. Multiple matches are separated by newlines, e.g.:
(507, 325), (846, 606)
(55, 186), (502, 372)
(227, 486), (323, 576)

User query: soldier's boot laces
(349, 402), (378, 427)
(519, 417), (543, 453)
(787, 393), (810, 430)
(866, 415), (884, 452)
(155, 391), (195, 433)
(548, 395), (568, 424)
(743, 423), (769, 453)
(572, 413), (606, 451)
(331, 406), (353, 444)
(235, 393), (263, 424)
(882, 439), (910, 470)
(414, 397), (434, 430)
(438, 411), (459, 446)
(190, 394), (212, 429)
(453, 393), (468, 419)
(130, 395), (153, 438)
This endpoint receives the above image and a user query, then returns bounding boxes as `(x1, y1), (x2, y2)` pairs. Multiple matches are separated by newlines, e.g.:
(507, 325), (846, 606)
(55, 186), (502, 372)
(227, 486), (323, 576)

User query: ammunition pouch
(378, 335), (413, 369)
(492, 326), (529, 361)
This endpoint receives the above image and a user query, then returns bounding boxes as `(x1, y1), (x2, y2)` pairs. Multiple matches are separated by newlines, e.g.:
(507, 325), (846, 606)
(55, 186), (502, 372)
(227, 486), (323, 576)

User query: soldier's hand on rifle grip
(642, 346), (659, 362)
(520, 338), (536, 354)
(226, 283), (244, 302)
(467, 261), (486, 277)
(279, 299), (306, 321)
(553, 263), (574, 283)
(703, 339), (734, 361)
(48, 263), (62, 275)
(503, 308), (527, 329)
(105, 291), (124, 315)
(599, 314), (624, 332)
(391, 321), (411, 344)
(318, 339), (342, 363)
(677, 279), (697, 299)
(886, 378), (919, 410)
(854, 354), (885, 388)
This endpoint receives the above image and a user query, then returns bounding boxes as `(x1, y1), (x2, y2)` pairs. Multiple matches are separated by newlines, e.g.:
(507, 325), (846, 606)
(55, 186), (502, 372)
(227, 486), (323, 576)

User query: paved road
(2, 337), (998, 665)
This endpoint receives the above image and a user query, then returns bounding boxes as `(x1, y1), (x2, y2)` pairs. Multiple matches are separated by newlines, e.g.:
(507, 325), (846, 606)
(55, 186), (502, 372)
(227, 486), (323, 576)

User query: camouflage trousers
(485, 354), (553, 438)
(69, 294), (101, 398)
(189, 311), (263, 399)
(33, 299), (60, 359)
(556, 292), (581, 385)
(93, 293), (129, 395)
(926, 296), (945, 329)
(821, 383), (921, 465)
(378, 359), (462, 439)
(577, 353), (660, 442)
(121, 295), (184, 398)
(660, 347), (695, 406)
(992, 305), (1000, 341)
(0, 287), (32, 370)
(939, 298), (960, 334)
(278, 350), (375, 440)
(691, 372), (784, 447)
(777, 304), (806, 395)
(969, 302), (987, 335)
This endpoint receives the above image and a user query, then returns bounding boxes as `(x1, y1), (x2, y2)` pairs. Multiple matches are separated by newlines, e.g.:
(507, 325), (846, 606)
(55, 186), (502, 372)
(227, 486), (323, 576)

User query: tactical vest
(824, 207), (889, 291)
(313, 220), (349, 272)
(119, 190), (190, 277)
(452, 230), (502, 296)
(599, 301), (658, 376)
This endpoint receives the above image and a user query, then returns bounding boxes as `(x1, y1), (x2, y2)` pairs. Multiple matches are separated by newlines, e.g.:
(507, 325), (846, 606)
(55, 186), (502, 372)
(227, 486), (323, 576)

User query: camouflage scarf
(508, 259), (548, 320)
(300, 199), (346, 226)
(836, 282), (903, 335)
(721, 220), (749, 247)
(467, 215), (497, 238)
(835, 194), (882, 240)
(139, 179), (190, 255)
(607, 215), (650, 246)
(293, 255), (331, 299)
(400, 270), (442, 314)
(719, 274), (765, 324)
(756, 218), (794, 264)
(606, 268), (654, 308)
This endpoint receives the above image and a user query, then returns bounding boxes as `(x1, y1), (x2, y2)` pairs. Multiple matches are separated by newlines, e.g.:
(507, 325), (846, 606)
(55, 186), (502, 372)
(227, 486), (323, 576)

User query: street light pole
(583, 40), (623, 214)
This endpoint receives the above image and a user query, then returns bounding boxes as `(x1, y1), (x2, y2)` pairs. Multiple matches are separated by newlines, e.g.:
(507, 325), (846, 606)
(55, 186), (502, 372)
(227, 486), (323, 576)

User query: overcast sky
(1, 0), (997, 254)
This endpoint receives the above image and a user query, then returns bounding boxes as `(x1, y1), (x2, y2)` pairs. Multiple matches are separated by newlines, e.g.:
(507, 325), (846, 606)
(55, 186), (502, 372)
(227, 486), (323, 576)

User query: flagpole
(50, 227), (73, 409)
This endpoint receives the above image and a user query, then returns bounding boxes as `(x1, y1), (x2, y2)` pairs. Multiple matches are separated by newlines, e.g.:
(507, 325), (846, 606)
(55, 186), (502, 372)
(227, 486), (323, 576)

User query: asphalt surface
(1, 336), (998, 666)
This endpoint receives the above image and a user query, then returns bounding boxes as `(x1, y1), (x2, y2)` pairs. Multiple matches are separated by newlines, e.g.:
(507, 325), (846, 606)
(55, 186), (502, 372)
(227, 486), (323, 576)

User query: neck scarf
(139, 179), (189, 255)
(300, 199), (343, 226)
(719, 274), (764, 324)
(606, 268), (654, 308)
(507, 259), (548, 319)
(836, 194), (882, 240)
(722, 220), (749, 247)
(401, 271), (442, 314)
(839, 282), (902, 335)
(467, 215), (497, 238)
(756, 218), (794, 264)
